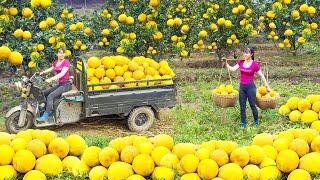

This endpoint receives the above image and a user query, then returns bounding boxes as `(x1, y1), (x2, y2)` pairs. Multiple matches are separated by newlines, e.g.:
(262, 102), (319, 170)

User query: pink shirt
(237, 60), (260, 85)
(53, 59), (70, 83)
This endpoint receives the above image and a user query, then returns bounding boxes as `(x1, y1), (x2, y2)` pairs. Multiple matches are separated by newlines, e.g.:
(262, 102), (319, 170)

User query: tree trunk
(217, 49), (223, 61)
(233, 50), (237, 59)
(293, 50), (297, 56)
(292, 38), (297, 56)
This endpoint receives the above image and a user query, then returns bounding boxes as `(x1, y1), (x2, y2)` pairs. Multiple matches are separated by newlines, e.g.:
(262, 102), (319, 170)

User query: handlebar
(29, 72), (39, 81)
(28, 72), (46, 84)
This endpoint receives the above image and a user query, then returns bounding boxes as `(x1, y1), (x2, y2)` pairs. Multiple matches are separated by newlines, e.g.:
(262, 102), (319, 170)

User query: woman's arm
(226, 62), (239, 72)
(40, 66), (54, 75)
(46, 67), (69, 83)
(257, 70), (271, 91)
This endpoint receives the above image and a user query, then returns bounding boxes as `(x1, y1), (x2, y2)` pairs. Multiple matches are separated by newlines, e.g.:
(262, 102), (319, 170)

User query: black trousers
(43, 81), (71, 113)
(239, 82), (258, 126)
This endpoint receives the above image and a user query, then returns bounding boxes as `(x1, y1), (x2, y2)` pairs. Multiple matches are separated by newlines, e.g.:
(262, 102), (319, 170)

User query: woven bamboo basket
(255, 61), (280, 110)
(212, 59), (239, 108)
(256, 97), (280, 110)
(212, 93), (239, 108)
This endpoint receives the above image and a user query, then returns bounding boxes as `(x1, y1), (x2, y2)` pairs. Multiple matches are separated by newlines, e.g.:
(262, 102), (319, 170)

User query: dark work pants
(239, 82), (258, 126)
(43, 81), (71, 113)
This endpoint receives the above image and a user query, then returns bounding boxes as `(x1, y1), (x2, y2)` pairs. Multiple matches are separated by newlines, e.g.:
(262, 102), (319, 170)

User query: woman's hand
(225, 60), (239, 72)
(267, 86), (272, 92)
(45, 78), (53, 84)
(40, 67), (54, 76)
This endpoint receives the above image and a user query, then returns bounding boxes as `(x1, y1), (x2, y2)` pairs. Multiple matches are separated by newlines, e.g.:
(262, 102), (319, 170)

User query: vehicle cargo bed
(85, 85), (176, 117)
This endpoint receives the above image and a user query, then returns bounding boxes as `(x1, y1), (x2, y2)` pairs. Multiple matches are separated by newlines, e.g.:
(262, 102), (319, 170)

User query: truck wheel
(127, 107), (154, 132)
(5, 111), (34, 134)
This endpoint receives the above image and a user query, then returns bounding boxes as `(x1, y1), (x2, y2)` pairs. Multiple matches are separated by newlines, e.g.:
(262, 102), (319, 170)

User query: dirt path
(0, 98), (174, 137)
(47, 109), (174, 138)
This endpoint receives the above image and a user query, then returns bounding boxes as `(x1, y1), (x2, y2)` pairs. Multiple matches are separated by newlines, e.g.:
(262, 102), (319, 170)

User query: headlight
(22, 88), (27, 93)
(22, 76), (29, 83)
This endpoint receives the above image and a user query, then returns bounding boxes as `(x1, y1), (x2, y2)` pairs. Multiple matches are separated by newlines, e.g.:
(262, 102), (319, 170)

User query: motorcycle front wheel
(5, 111), (34, 134)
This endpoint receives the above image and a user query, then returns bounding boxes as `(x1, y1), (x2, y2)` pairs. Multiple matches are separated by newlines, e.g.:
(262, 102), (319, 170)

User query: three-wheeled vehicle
(5, 57), (177, 133)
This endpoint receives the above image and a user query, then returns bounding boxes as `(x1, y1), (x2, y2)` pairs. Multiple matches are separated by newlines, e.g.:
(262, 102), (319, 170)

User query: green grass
(57, 133), (111, 148)
(0, 115), (4, 129)
(169, 46), (320, 147)
(0, 85), (22, 131)
(170, 77), (319, 179)
(82, 135), (111, 148)
(172, 79), (317, 146)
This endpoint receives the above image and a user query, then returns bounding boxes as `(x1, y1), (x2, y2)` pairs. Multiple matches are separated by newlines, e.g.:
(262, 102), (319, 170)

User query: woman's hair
(58, 48), (64, 53)
(244, 46), (255, 60)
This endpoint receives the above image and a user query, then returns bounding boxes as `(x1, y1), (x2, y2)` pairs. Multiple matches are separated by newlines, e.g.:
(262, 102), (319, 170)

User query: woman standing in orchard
(37, 48), (71, 121)
(226, 46), (271, 128)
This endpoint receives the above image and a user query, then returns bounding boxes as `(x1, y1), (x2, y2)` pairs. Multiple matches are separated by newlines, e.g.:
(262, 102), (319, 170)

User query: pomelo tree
(90, 0), (172, 59)
(189, 0), (258, 60)
(259, 0), (319, 56)
(0, 0), (94, 70)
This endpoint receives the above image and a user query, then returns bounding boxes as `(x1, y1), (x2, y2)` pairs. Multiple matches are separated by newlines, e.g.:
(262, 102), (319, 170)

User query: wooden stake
(221, 108), (227, 124)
